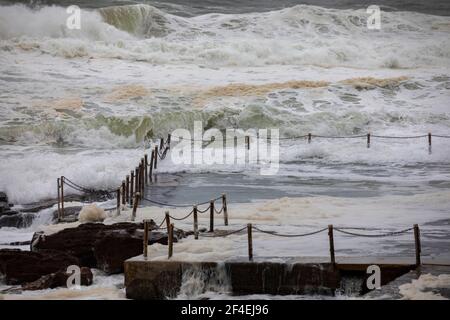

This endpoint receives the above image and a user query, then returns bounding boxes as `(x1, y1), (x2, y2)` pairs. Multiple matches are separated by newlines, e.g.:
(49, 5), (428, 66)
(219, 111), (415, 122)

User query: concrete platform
(124, 256), (432, 299)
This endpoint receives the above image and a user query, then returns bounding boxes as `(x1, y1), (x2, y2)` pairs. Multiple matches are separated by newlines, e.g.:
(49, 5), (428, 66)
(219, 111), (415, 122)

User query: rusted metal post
(144, 154), (148, 185)
(125, 175), (130, 204)
(165, 211), (171, 233)
(414, 224), (421, 266)
(367, 133), (371, 148)
(160, 137), (164, 150)
(167, 134), (171, 147)
(308, 133), (312, 144)
(131, 192), (140, 221)
(209, 200), (214, 233)
(149, 150), (154, 182)
(193, 206), (198, 240)
(428, 133), (432, 155)
(143, 219), (149, 258)
(154, 146), (158, 169)
(247, 223), (253, 261)
(130, 171), (134, 206)
(328, 224), (335, 264)
(57, 178), (61, 222)
(121, 180), (126, 205)
(116, 188), (121, 216)
(168, 223), (174, 259)
(222, 193), (228, 226)
(245, 136), (250, 150)
(60, 176), (65, 219)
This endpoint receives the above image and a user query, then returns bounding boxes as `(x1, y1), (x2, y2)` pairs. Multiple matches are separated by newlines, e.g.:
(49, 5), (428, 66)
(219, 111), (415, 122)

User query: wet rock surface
(21, 267), (93, 291)
(31, 220), (187, 274)
(0, 249), (80, 285)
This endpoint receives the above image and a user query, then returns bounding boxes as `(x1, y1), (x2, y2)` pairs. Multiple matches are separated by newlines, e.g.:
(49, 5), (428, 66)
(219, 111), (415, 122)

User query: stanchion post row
(143, 219), (149, 258)
(116, 188), (121, 216)
(247, 223), (253, 261)
(414, 224), (421, 266)
(165, 211), (171, 233)
(154, 146), (158, 169)
(60, 176), (65, 219)
(57, 178), (61, 222)
(121, 180), (126, 205)
(367, 133), (371, 149)
(130, 171), (134, 206)
(193, 206), (198, 240)
(168, 223), (174, 259)
(428, 133), (432, 155)
(149, 150), (154, 182)
(209, 200), (214, 233)
(308, 133), (312, 144)
(222, 194), (228, 226)
(131, 192), (140, 221)
(125, 175), (130, 204)
(144, 154), (148, 185)
(328, 224), (335, 265)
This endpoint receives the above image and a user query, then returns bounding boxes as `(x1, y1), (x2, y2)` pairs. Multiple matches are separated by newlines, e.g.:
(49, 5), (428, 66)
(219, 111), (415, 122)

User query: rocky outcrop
(31, 221), (186, 274)
(0, 192), (29, 228)
(0, 212), (34, 228)
(0, 249), (80, 285)
(21, 267), (93, 291)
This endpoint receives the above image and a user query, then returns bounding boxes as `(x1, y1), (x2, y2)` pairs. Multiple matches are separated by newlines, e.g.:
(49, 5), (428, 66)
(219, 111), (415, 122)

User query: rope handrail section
(185, 225), (416, 239)
(334, 227), (414, 237)
(199, 226), (247, 238)
(63, 177), (116, 195)
(140, 195), (222, 208)
(252, 226), (329, 237)
(168, 209), (194, 221)
(170, 132), (450, 142)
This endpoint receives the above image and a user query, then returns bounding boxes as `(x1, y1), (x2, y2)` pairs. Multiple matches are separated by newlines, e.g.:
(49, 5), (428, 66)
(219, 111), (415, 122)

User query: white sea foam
(1, 4), (449, 68)
(399, 274), (450, 300)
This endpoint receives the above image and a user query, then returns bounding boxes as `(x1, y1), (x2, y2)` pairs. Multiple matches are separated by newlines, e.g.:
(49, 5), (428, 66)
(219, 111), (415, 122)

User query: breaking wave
(1, 4), (449, 68)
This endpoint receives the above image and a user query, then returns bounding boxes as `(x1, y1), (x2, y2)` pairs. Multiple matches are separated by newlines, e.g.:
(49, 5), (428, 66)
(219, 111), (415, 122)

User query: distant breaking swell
(0, 4), (450, 68)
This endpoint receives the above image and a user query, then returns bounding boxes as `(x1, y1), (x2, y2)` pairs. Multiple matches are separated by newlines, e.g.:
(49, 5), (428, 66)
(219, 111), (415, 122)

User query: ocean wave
(1, 4), (449, 68)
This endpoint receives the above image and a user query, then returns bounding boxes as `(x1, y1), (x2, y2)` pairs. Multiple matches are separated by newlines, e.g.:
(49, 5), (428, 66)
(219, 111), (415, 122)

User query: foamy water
(0, 1), (449, 300)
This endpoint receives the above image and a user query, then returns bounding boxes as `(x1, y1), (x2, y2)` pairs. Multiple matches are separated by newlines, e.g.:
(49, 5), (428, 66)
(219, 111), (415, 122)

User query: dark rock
(94, 232), (144, 274)
(0, 210), (19, 217)
(51, 206), (82, 222)
(19, 195), (82, 213)
(21, 267), (93, 291)
(0, 192), (7, 203)
(0, 240), (31, 246)
(0, 249), (80, 285)
(20, 192), (113, 214)
(31, 221), (169, 274)
(0, 212), (34, 228)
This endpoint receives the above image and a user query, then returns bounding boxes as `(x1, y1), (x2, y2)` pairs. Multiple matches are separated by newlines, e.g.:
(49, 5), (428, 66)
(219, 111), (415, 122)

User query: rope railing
(153, 223), (422, 266)
(334, 227), (414, 237)
(56, 134), (178, 222)
(140, 195), (222, 209)
(172, 132), (450, 142)
(198, 226), (248, 238)
(63, 177), (116, 195)
(252, 226), (329, 237)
